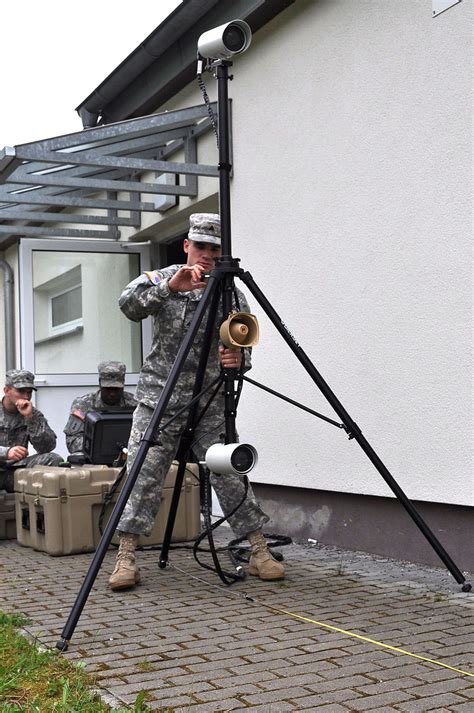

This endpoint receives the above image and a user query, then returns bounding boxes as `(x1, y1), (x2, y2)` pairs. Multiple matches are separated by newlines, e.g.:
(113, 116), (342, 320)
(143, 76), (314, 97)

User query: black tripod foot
(461, 582), (472, 592)
(56, 638), (69, 652)
(158, 558), (168, 569)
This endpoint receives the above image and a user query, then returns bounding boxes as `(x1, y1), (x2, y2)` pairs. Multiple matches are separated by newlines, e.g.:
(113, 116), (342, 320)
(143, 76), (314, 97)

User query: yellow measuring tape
(171, 564), (474, 679)
(257, 600), (474, 678)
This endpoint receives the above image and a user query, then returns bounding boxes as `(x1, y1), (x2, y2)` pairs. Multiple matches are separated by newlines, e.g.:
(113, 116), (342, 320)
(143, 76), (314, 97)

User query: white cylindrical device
(205, 442), (258, 475)
(197, 20), (252, 61)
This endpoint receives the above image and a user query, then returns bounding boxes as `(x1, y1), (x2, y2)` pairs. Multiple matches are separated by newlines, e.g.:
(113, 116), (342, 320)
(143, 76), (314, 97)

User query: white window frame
(19, 238), (151, 387)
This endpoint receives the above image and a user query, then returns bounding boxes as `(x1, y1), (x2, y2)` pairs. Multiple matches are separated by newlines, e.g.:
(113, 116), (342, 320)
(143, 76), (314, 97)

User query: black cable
(227, 533), (293, 564)
(232, 285), (241, 312)
(192, 466), (249, 583)
(136, 465), (249, 584)
(192, 467), (243, 583)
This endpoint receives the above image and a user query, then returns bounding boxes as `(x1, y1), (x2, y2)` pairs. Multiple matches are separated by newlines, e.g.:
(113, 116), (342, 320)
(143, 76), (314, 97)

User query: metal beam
(16, 147), (218, 177)
(0, 210), (136, 226)
(10, 169), (200, 196)
(0, 192), (155, 212)
(60, 125), (192, 156)
(0, 225), (117, 238)
(19, 103), (214, 152)
(0, 147), (19, 178)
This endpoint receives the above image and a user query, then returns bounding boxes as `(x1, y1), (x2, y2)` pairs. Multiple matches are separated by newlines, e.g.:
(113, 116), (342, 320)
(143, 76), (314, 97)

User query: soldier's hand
(219, 347), (242, 369)
(7, 445), (28, 461)
(169, 264), (208, 293)
(16, 399), (33, 418)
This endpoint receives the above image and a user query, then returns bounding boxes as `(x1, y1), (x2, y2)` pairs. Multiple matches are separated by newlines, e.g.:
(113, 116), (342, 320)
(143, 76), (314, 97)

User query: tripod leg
(240, 271), (470, 589)
(56, 276), (222, 651)
(158, 458), (189, 569)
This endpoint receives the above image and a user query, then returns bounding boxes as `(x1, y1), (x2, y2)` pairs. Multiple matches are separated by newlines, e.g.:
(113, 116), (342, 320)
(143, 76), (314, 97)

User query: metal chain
(197, 67), (219, 148)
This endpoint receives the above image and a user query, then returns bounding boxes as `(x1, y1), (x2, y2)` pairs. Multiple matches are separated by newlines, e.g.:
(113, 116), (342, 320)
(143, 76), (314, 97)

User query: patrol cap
(188, 213), (221, 245)
(98, 361), (126, 388)
(5, 369), (37, 391)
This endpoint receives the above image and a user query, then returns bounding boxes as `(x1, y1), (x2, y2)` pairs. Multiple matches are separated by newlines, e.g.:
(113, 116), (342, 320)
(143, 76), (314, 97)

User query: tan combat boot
(109, 532), (140, 591)
(247, 530), (285, 581)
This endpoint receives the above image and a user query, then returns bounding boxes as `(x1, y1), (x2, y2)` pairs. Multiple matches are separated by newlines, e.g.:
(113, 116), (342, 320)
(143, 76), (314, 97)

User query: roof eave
(76, 0), (295, 127)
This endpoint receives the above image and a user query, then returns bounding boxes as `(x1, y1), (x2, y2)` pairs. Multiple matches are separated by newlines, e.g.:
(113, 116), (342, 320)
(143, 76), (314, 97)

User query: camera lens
(223, 24), (246, 53)
(230, 445), (254, 473)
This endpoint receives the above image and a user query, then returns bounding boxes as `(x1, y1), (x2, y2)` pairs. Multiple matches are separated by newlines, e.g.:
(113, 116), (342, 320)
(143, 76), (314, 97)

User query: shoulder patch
(72, 409), (85, 421)
(144, 270), (163, 285)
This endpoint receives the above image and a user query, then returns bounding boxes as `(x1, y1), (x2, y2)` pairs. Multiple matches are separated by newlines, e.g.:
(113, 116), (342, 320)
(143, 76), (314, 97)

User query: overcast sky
(1, 1), (182, 147)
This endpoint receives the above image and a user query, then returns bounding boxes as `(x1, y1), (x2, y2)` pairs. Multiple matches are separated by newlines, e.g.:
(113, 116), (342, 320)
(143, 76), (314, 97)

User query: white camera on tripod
(197, 20), (252, 61)
(205, 442), (258, 475)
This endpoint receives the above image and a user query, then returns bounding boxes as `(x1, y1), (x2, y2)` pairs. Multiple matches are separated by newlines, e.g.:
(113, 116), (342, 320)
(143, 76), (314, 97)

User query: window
(30, 250), (143, 375)
(47, 268), (83, 336)
(51, 285), (82, 330)
(34, 265), (83, 342)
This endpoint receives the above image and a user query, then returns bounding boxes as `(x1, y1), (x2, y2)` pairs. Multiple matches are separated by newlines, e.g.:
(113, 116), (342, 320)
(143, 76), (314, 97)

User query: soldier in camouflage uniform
(64, 361), (137, 454)
(0, 369), (63, 491)
(110, 213), (285, 590)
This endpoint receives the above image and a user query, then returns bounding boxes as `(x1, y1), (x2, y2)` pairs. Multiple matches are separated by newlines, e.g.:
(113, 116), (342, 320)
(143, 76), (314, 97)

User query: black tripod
(56, 59), (470, 651)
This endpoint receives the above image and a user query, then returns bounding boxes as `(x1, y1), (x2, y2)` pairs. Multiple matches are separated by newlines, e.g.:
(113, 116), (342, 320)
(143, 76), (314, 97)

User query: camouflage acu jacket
(64, 390), (137, 454)
(0, 403), (57, 463)
(118, 265), (252, 408)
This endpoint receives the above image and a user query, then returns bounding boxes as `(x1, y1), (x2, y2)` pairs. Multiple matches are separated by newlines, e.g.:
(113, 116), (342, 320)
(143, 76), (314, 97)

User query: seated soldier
(0, 369), (63, 491)
(64, 361), (137, 455)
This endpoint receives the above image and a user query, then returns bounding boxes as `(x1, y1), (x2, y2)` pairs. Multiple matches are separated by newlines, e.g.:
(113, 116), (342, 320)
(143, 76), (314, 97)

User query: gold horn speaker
(220, 312), (260, 348)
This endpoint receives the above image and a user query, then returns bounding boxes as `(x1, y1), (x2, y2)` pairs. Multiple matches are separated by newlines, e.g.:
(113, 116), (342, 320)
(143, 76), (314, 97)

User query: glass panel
(32, 251), (142, 375)
(52, 286), (82, 327)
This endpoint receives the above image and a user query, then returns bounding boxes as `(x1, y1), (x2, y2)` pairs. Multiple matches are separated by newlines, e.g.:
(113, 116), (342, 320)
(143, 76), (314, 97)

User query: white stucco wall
(152, 0), (472, 506)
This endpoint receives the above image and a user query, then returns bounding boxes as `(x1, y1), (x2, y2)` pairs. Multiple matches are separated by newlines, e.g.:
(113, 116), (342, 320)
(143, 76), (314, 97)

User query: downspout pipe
(0, 260), (15, 370)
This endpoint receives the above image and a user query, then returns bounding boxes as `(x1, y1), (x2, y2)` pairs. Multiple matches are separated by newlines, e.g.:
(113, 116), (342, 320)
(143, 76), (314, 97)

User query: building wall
(152, 0), (472, 508)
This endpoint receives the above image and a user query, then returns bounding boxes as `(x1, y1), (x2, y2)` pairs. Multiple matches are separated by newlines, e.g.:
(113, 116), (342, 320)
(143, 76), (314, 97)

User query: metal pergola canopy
(0, 103), (220, 244)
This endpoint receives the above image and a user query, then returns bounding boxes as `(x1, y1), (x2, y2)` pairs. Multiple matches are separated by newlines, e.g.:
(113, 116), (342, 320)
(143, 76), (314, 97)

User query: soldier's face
(184, 239), (221, 270)
(100, 387), (123, 405)
(3, 386), (33, 407)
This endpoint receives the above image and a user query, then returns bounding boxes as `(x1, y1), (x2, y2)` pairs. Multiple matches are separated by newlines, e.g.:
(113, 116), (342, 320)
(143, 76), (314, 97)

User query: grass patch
(0, 610), (152, 711)
(136, 660), (155, 672)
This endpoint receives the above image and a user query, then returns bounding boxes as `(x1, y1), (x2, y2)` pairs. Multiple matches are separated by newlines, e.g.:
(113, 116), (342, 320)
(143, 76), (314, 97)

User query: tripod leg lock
(344, 421), (362, 439)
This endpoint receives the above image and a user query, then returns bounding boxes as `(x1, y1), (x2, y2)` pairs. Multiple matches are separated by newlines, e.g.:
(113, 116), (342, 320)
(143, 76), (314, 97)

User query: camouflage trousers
(0, 451), (63, 492)
(118, 401), (269, 538)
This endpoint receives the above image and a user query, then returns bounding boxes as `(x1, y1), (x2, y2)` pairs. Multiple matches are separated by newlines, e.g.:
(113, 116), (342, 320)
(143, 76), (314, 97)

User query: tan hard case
(14, 462), (200, 556)
(0, 490), (16, 539)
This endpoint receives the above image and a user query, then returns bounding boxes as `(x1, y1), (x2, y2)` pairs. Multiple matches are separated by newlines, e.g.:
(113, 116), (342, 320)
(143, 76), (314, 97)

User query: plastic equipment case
(0, 490), (16, 539)
(14, 462), (200, 556)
